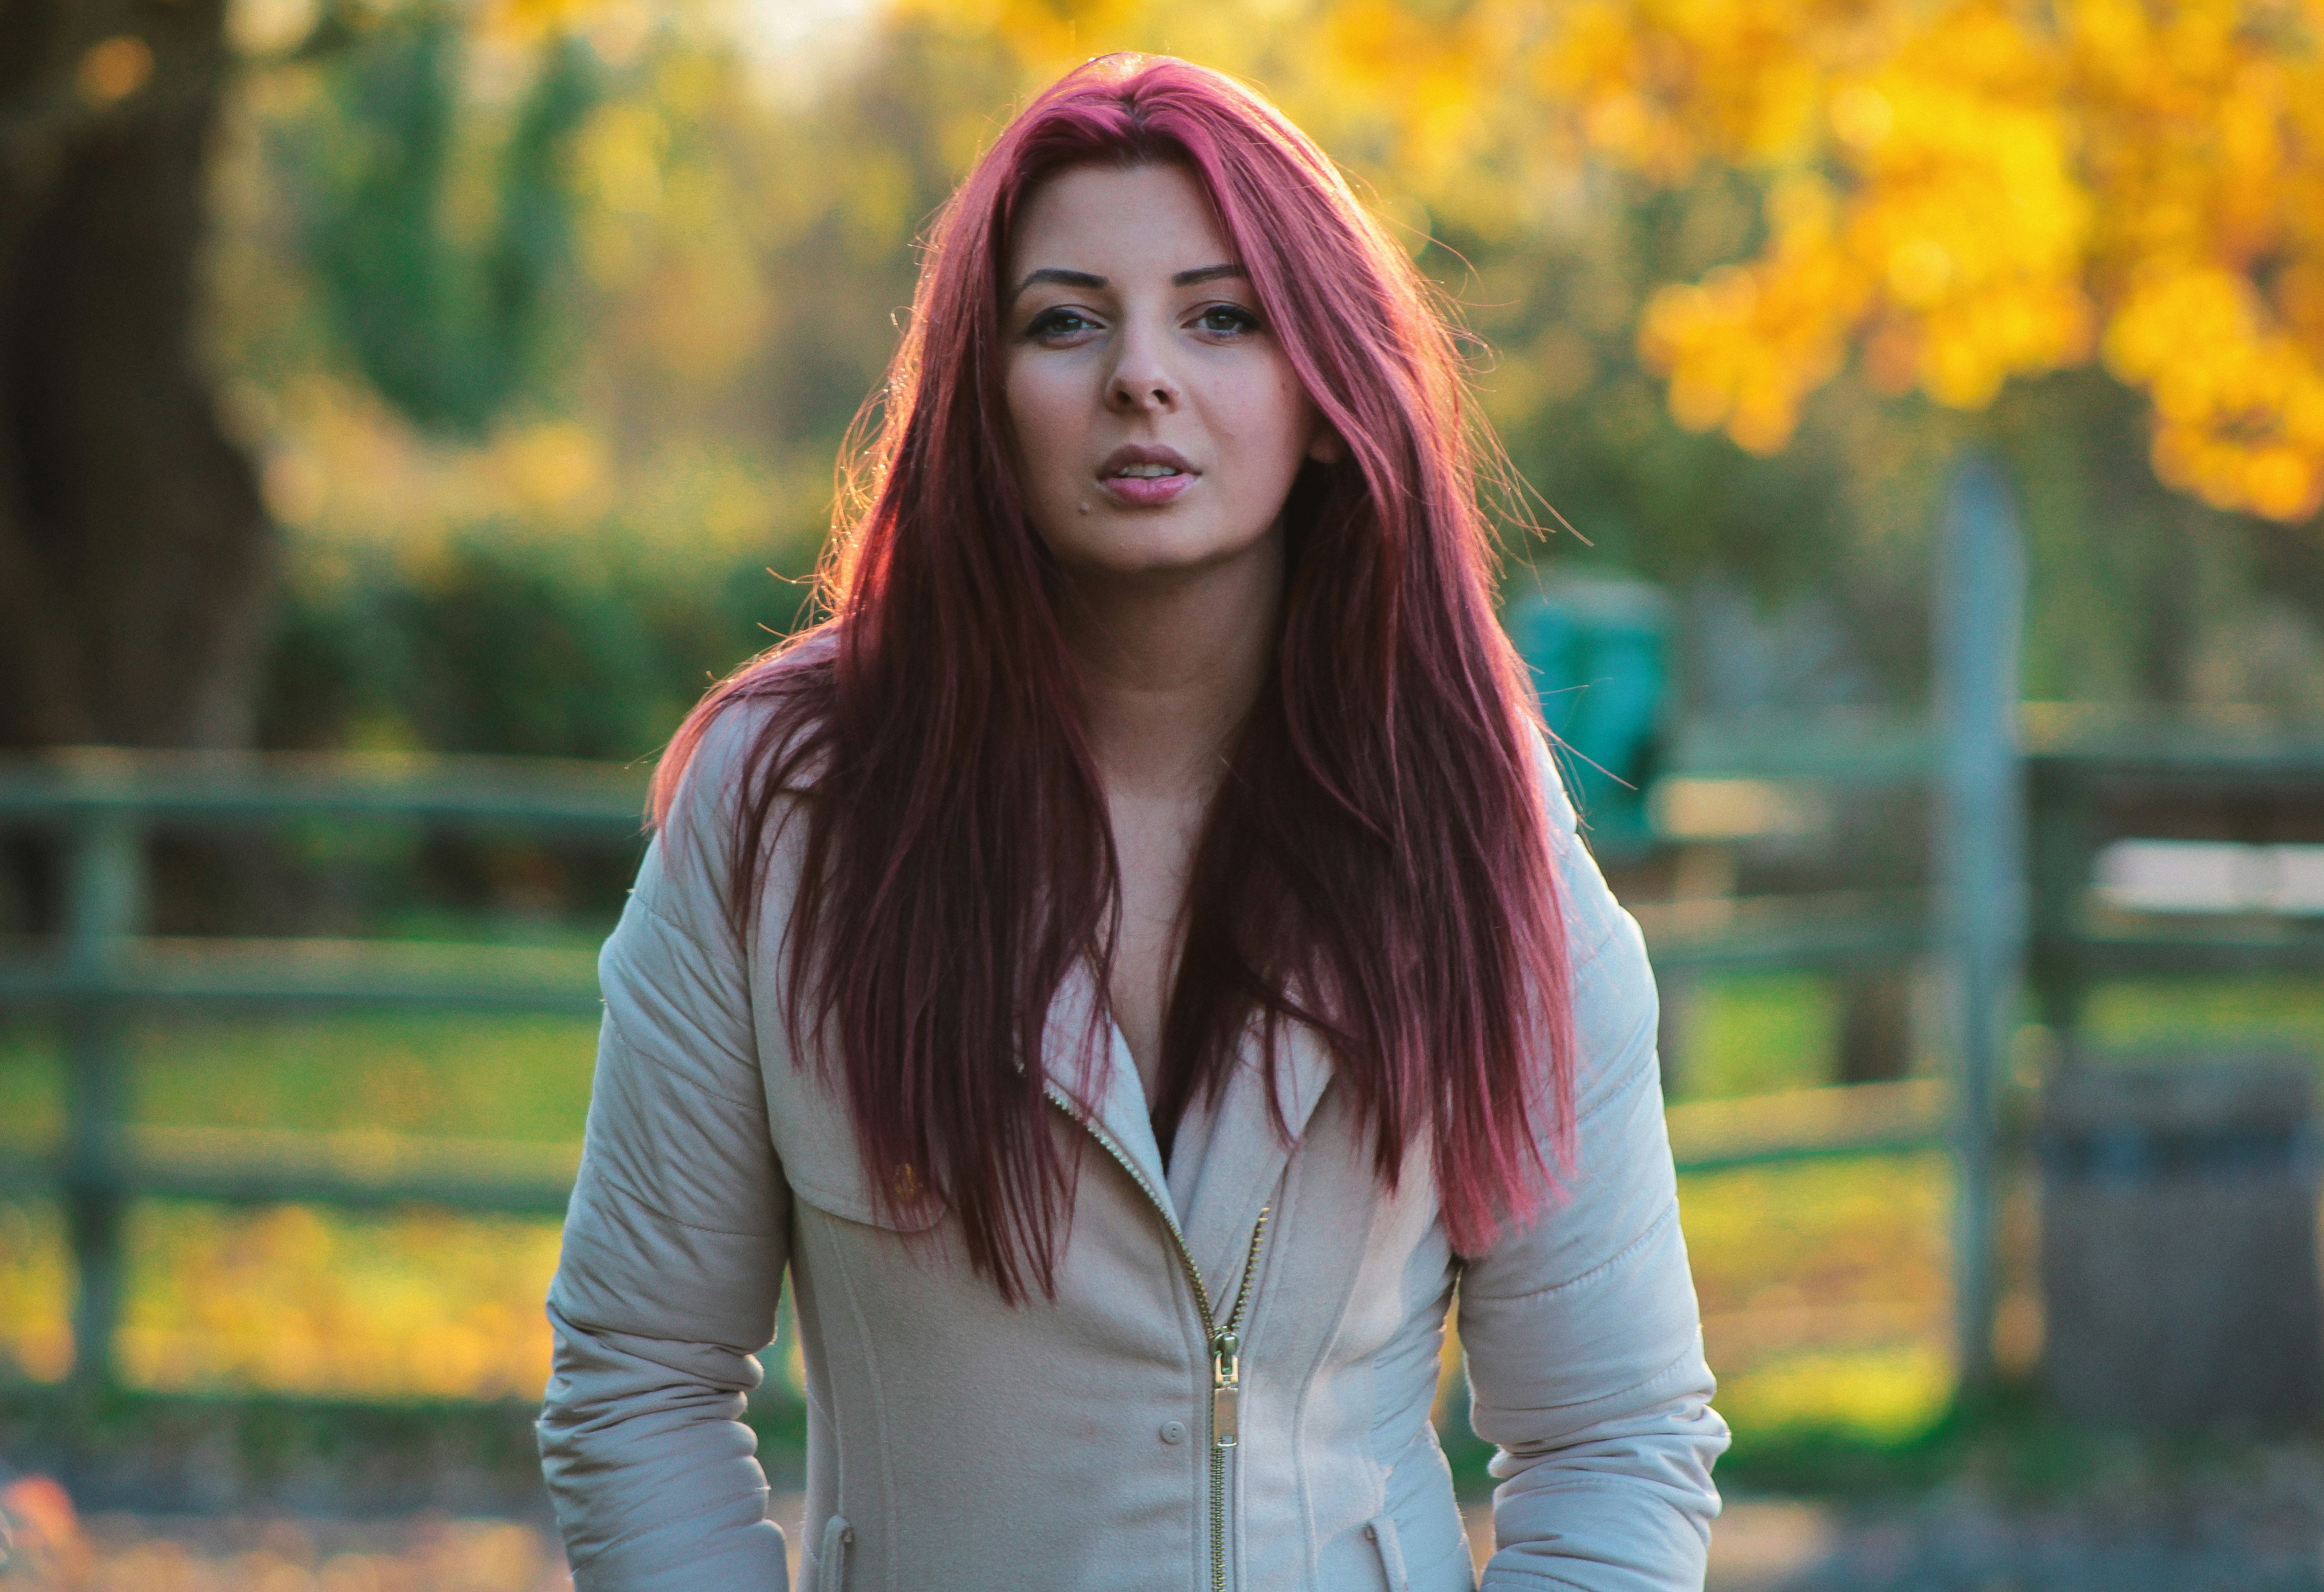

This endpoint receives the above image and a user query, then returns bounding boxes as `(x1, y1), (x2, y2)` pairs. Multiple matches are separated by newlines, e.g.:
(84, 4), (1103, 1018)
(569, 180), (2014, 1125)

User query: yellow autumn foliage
(1518, 0), (2323, 518)
(114, 1203), (562, 1400)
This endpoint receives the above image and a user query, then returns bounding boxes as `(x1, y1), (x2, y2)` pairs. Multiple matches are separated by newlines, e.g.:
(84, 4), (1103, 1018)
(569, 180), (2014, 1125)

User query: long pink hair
(652, 55), (1576, 1302)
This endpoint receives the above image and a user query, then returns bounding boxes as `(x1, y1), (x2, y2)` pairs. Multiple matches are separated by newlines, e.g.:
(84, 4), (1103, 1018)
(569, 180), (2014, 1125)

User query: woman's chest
(1105, 784), (1210, 1102)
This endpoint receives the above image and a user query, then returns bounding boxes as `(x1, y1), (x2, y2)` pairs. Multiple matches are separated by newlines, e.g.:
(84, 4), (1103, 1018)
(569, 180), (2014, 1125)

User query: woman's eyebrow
(1006, 262), (1247, 304)
(1009, 267), (1105, 304)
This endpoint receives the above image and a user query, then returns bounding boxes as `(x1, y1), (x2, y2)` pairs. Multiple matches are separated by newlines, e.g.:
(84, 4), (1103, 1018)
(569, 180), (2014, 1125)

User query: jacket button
(1159, 1421), (1186, 1445)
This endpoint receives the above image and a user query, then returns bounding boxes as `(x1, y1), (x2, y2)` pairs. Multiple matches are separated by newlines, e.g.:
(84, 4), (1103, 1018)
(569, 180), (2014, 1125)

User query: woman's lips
(1095, 444), (1198, 507)
(1098, 470), (1195, 507)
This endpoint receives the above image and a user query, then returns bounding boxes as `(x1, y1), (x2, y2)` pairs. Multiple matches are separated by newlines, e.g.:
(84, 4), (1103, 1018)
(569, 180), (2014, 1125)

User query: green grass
(2079, 975), (2324, 1056)
(1672, 969), (1842, 1100)
(0, 1018), (54, 1154)
(0, 1008), (601, 1153)
(1667, 969), (2324, 1105)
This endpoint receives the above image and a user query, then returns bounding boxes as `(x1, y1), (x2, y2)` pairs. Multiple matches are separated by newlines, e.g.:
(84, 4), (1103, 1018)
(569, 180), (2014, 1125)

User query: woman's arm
(1455, 752), (1728, 1592)
(538, 715), (792, 1591)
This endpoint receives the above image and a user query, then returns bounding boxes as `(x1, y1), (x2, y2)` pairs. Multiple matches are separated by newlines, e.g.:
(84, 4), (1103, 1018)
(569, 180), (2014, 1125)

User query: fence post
(62, 793), (142, 1392)
(1934, 456), (2027, 1400)
(2025, 757), (2092, 1046)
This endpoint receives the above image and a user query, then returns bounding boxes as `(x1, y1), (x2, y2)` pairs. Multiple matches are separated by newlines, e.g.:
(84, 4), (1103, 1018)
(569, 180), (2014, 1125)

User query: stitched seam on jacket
(1465, 1200), (1677, 1307)
(1502, 946), (1653, 1182)
(1482, 1570), (1595, 1592)
(567, 1479), (772, 1569)
(1494, 1461), (1703, 1501)
(634, 895), (749, 990)
(586, 1163), (774, 1239)
(1483, 1476), (1713, 1584)
(786, 1175), (944, 1232)
(821, 1206), (900, 1591)
(1562, 911), (1623, 978)
(1486, 1343), (1707, 1434)
(1276, 1151), (1356, 1592)
(601, 1004), (763, 1114)
(541, 1301), (766, 1397)
(1273, 1143), (1357, 1589)
(1566, 1013), (1656, 1134)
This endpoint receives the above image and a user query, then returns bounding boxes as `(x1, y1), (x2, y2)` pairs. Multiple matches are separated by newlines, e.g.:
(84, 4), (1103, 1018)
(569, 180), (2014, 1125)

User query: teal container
(1503, 579), (1670, 856)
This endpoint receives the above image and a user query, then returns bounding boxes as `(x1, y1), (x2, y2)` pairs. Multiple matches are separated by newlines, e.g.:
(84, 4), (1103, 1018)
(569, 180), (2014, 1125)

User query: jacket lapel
(1040, 963), (1339, 1287)
(1173, 1015), (1334, 1306)
(1039, 963), (1176, 1225)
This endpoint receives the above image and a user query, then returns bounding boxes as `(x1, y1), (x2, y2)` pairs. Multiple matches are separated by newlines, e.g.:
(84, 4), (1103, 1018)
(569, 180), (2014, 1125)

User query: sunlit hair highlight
(652, 54), (1576, 1302)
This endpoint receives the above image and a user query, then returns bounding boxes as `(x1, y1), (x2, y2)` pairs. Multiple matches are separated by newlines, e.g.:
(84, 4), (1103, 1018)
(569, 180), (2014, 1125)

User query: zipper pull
(1211, 1330), (1240, 1449)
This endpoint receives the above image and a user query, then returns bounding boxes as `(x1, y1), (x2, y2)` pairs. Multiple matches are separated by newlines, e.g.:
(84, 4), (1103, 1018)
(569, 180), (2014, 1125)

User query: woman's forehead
(1007, 163), (1232, 285)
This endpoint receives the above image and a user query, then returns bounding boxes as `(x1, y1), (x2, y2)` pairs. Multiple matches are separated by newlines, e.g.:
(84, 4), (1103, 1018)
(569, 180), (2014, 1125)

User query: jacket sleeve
(538, 711), (792, 1591)
(1456, 748), (1729, 1592)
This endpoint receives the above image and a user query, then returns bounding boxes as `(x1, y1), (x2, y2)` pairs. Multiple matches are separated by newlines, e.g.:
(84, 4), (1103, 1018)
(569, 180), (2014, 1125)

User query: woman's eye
(1027, 308), (1099, 339)
(1197, 305), (1260, 336)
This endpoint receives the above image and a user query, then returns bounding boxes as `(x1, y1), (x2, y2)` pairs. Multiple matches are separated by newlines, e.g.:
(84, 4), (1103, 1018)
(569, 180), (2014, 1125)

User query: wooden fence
(1, 726), (2320, 1391)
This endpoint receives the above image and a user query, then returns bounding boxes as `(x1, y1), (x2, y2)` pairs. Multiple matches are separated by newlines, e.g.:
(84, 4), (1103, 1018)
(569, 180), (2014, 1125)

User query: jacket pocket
(814, 1514), (853, 1592)
(1366, 1513), (1410, 1592)
(767, 1060), (945, 1233)
(788, 1169), (945, 1233)
(774, 1100), (945, 1233)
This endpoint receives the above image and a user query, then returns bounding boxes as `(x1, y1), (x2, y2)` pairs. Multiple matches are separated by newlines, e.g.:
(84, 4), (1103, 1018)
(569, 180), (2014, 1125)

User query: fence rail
(0, 937), (604, 1011)
(3, 729), (2322, 1390)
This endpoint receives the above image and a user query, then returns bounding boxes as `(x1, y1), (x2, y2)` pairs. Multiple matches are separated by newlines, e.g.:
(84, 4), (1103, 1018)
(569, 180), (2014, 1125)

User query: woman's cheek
(1009, 380), (1082, 513)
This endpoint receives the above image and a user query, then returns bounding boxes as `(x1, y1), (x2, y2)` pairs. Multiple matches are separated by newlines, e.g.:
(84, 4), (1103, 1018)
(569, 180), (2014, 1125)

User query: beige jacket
(538, 705), (1727, 1592)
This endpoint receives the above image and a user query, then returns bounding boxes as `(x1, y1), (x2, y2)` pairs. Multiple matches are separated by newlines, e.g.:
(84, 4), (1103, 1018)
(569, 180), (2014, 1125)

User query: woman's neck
(1056, 532), (1283, 799)
(1055, 531), (1283, 1111)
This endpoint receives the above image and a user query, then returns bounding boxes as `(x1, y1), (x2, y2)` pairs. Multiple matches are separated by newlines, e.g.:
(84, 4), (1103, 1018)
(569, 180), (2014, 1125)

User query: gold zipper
(1046, 1086), (1272, 1592)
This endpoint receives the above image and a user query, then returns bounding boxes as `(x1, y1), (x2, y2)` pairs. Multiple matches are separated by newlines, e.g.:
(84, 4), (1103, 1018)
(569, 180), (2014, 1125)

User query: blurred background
(1, 0), (2321, 1587)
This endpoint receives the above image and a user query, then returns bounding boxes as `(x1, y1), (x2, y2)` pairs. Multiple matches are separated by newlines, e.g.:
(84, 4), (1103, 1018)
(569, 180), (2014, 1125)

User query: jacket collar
(1042, 963), (1333, 1302)
(1169, 1016), (1332, 1305)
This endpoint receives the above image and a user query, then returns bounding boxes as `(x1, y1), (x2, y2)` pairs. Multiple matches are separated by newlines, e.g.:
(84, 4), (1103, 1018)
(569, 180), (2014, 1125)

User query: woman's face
(1002, 161), (1336, 583)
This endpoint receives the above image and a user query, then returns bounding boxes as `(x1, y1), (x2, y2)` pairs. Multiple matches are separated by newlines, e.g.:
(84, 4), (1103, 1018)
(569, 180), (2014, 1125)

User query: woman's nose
(1106, 324), (1180, 412)
(1109, 375), (1177, 411)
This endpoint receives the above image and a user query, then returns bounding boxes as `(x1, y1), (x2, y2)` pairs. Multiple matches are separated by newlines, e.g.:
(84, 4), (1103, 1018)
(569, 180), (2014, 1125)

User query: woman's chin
(1047, 521), (1278, 585)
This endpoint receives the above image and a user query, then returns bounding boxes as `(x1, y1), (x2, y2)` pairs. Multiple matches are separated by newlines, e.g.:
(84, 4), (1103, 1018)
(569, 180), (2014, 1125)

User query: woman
(539, 55), (1725, 1592)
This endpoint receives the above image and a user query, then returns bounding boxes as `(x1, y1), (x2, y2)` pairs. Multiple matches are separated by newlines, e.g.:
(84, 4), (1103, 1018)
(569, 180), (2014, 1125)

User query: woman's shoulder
(1534, 725), (1645, 985)
(661, 634), (839, 819)
(641, 632), (841, 931)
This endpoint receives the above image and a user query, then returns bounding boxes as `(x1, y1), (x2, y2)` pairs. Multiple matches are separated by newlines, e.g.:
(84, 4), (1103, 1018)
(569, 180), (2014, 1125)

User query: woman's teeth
(1113, 464), (1180, 477)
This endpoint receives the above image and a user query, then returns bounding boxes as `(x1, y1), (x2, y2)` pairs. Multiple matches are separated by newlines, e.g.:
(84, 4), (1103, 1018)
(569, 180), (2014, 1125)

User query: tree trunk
(0, 0), (273, 751)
